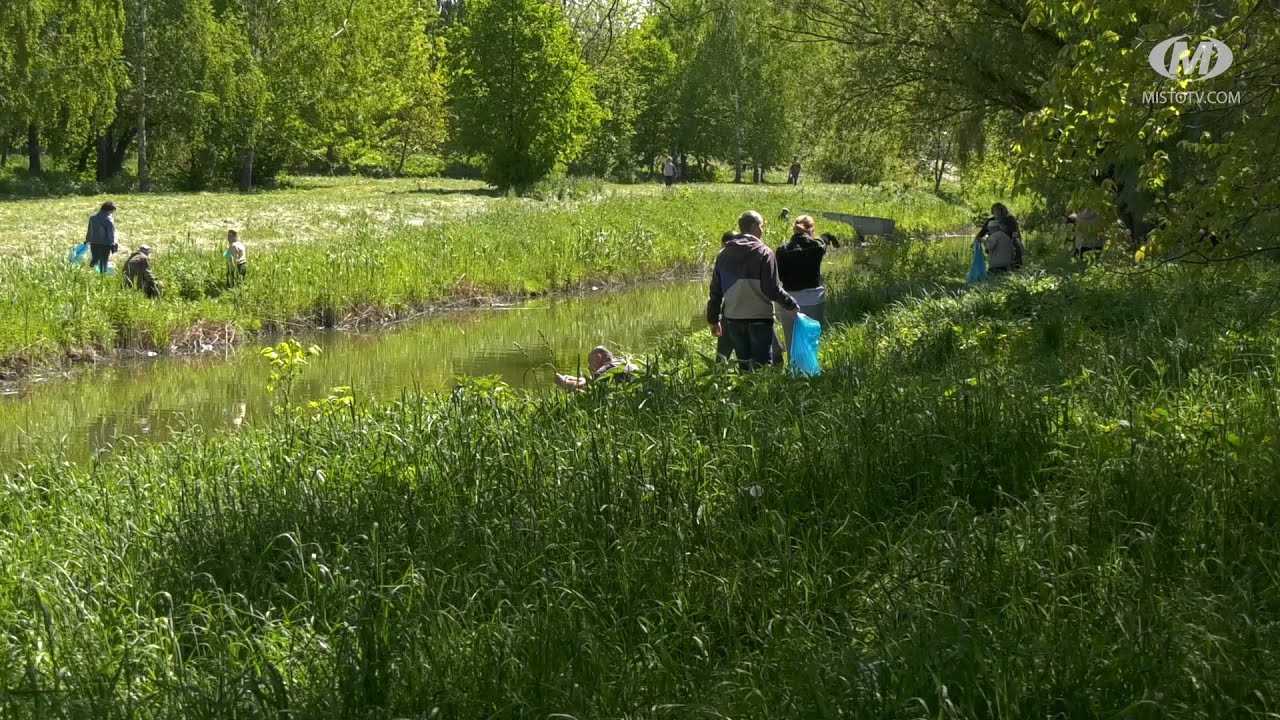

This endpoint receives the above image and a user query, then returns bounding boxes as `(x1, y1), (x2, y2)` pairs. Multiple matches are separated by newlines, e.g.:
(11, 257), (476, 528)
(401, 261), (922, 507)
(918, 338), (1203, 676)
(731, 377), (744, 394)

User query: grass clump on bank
(3, 240), (1279, 717)
(0, 178), (978, 374)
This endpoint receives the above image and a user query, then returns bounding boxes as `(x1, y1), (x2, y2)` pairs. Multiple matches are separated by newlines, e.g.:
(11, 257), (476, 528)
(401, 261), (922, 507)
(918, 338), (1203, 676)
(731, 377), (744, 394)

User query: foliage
(1019, 2), (1280, 254)
(259, 338), (321, 409)
(449, 0), (601, 191)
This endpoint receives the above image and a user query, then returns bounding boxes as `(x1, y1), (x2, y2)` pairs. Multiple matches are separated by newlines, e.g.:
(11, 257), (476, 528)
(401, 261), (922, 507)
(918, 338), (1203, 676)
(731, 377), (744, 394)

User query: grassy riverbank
(4, 238), (1280, 717)
(0, 177), (977, 376)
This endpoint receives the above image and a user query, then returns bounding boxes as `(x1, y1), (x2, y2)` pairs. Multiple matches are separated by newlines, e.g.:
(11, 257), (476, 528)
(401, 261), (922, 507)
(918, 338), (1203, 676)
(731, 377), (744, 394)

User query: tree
(2, 0), (127, 174)
(449, 0), (600, 190)
(574, 22), (676, 179)
(1019, 1), (1280, 253)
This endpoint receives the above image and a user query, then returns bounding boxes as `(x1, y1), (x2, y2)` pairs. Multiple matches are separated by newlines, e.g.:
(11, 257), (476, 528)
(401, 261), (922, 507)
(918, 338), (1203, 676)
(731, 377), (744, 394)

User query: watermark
(1148, 35), (1233, 81)
(1142, 89), (1242, 106)
(1143, 35), (1238, 106)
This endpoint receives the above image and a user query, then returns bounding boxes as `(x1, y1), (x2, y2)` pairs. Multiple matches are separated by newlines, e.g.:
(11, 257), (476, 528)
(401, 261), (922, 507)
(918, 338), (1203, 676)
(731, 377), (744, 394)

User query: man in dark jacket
(85, 201), (118, 273)
(124, 245), (162, 299)
(707, 211), (798, 371)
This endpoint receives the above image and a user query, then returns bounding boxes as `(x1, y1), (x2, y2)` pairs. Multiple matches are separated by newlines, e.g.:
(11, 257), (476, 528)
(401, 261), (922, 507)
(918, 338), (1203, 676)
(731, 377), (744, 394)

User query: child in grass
(226, 229), (247, 285)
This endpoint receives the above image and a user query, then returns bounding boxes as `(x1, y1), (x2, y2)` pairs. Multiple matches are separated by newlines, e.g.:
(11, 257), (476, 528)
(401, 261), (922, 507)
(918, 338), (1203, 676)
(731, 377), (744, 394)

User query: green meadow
(0, 177), (975, 375)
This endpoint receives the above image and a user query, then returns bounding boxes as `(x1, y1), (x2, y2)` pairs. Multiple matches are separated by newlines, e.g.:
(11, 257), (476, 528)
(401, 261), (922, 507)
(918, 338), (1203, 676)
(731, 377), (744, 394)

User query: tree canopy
(3, 0), (1279, 253)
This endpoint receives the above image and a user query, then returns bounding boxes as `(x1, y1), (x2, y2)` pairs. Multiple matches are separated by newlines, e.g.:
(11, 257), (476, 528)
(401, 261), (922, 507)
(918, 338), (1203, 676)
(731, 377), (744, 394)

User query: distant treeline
(4, 0), (1280, 253)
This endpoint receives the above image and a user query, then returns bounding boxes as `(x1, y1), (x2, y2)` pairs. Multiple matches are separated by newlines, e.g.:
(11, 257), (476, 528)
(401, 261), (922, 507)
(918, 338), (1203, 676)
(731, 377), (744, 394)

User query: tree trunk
(137, 0), (150, 192)
(396, 133), (409, 176)
(933, 157), (944, 195)
(732, 94), (743, 183)
(326, 143), (339, 174)
(76, 143), (92, 174)
(27, 123), (42, 174)
(239, 147), (255, 192)
(108, 128), (136, 179)
(0, 133), (9, 167)
(96, 132), (111, 182)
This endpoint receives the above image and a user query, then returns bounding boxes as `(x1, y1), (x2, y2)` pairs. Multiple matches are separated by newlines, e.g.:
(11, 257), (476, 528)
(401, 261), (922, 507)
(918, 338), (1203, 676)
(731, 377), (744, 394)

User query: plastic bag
(789, 313), (822, 377)
(67, 243), (89, 265)
(966, 240), (987, 284)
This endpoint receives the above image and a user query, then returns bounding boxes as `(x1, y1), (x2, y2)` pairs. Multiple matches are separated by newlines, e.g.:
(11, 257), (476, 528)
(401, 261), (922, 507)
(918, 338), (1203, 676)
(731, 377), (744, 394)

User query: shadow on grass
(387, 185), (501, 199)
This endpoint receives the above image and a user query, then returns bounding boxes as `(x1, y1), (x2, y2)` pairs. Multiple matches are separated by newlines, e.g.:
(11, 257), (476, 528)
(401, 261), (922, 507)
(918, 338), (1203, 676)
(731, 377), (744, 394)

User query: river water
(0, 279), (710, 463)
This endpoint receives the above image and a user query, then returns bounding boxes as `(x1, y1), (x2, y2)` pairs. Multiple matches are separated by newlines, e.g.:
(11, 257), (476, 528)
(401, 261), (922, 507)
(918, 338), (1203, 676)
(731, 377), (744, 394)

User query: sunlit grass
(0, 178), (981, 372)
(3, 239), (1279, 717)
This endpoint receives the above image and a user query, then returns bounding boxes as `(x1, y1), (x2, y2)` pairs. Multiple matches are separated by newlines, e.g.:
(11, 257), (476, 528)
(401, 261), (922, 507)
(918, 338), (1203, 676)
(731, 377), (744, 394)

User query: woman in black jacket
(775, 215), (832, 358)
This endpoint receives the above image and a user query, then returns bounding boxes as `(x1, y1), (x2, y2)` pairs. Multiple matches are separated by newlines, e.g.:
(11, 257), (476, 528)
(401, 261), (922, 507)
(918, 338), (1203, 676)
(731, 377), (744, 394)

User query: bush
(400, 154), (444, 177)
(439, 155), (487, 180)
(0, 167), (134, 198)
(529, 175), (606, 202)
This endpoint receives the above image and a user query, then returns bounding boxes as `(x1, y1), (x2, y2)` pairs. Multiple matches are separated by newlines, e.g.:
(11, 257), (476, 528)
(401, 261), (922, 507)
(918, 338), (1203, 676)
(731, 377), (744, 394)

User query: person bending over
(124, 245), (163, 299)
(1064, 210), (1103, 261)
(555, 346), (636, 389)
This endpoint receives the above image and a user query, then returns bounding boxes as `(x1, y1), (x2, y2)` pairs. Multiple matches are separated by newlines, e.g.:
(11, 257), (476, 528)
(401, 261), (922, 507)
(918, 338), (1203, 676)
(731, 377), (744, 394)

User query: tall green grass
(0, 179), (979, 373)
(3, 241), (1279, 718)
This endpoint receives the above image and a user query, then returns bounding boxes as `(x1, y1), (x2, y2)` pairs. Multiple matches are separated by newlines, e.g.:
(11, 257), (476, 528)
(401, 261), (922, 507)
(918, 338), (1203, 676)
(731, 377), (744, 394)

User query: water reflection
(1, 280), (708, 463)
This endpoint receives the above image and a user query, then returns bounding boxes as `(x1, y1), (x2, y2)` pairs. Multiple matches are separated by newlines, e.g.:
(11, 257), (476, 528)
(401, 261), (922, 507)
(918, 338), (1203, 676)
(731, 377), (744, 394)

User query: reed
(3, 238), (1279, 718)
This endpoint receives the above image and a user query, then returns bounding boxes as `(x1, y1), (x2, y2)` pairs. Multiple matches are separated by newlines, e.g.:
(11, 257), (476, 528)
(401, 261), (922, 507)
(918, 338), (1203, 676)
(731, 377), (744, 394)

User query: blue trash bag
(790, 313), (822, 377)
(67, 243), (89, 265)
(966, 240), (987, 284)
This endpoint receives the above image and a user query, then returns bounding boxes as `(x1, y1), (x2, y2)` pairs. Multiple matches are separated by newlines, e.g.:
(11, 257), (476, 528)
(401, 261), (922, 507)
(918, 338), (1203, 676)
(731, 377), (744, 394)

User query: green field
(0, 177), (977, 376)
(4, 233), (1280, 717)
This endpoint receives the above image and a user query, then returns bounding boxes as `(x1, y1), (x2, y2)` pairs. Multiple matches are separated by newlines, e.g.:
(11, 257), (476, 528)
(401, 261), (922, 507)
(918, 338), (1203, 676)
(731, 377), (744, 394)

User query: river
(1, 279), (710, 463)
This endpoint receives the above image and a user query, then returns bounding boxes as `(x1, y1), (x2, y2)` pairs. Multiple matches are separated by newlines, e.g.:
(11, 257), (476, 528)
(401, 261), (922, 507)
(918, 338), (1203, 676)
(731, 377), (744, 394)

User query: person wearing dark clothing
(707, 211), (798, 371)
(788, 160), (801, 185)
(775, 214), (830, 358)
(124, 245), (162, 298)
(975, 202), (1025, 273)
(85, 201), (118, 273)
(715, 231), (737, 362)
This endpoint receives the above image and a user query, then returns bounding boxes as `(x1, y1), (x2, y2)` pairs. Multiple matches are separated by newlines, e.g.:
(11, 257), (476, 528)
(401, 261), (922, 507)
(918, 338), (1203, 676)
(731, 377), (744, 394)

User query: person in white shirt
(226, 229), (248, 285)
(662, 157), (676, 187)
